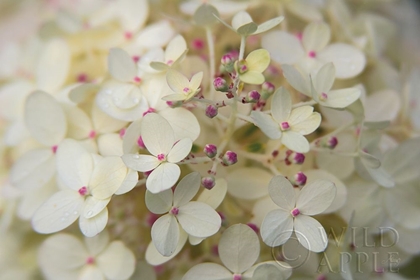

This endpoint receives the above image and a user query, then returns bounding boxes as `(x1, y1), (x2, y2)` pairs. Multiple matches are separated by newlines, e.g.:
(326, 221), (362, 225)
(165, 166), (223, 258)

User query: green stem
(206, 27), (216, 100)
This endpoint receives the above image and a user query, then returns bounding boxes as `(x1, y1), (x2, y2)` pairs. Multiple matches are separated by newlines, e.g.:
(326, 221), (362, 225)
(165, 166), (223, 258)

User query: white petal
(288, 106), (314, 125)
(282, 64), (311, 96)
(146, 163), (180, 194)
(313, 62), (335, 94)
(254, 16), (284, 35)
(83, 196), (110, 219)
(165, 34), (187, 63)
(92, 104), (127, 134)
(291, 112), (321, 135)
(322, 88), (361, 108)
(61, 104), (92, 140)
(261, 209), (294, 247)
(261, 31), (304, 64)
(197, 178), (227, 209)
(177, 202), (221, 238)
(294, 215), (328, 252)
(122, 154), (160, 172)
(25, 91), (66, 146)
(17, 180), (57, 220)
(117, 0), (148, 31)
(232, 11), (253, 30)
(122, 119), (142, 155)
(247, 262), (290, 280)
(268, 175), (296, 211)
(167, 138), (192, 163)
(166, 69), (189, 94)
(10, 148), (55, 191)
(85, 231), (110, 256)
(286, 0), (323, 21)
(97, 241), (136, 280)
(183, 263), (232, 280)
(250, 111), (281, 139)
(159, 107), (201, 141)
(145, 189), (173, 214)
(218, 224), (260, 274)
(108, 48), (137, 82)
(394, 226), (420, 255)
(271, 87), (292, 123)
(141, 113), (175, 156)
(281, 131), (310, 153)
(151, 214), (179, 256)
(32, 190), (84, 234)
(173, 172), (201, 207)
(56, 139), (93, 191)
(364, 90), (401, 122)
(385, 184), (420, 229)
(129, 261), (157, 280)
(188, 235), (204, 245)
(79, 266), (104, 280)
(189, 71), (203, 90)
(135, 20), (175, 49)
(38, 233), (88, 271)
(359, 150), (381, 168)
(79, 207), (108, 237)
(318, 43), (366, 79)
(115, 169), (139, 195)
(145, 230), (188, 266)
(296, 180), (336, 216)
(302, 22), (331, 52)
(36, 39), (70, 92)
(89, 156), (127, 199)
(227, 168), (271, 200)
(97, 133), (123, 156)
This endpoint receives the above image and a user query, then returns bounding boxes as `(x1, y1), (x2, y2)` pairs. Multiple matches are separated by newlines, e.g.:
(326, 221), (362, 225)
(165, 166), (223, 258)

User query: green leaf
(194, 4), (219, 26)
(237, 22), (258, 36)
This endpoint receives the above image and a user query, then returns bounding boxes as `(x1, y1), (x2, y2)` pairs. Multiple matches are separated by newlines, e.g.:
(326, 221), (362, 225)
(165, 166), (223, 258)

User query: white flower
(282, 62), (361, 108)
(180, 0), (249, 16)
(261, 175), (336, 252)
(122, 113), (192, 193)
(183, 224), (292, 280)
(251, 87), (321, 153)
(262, 21), (366, 79)
(38, 232), (136, 280)
(145, 172), (221, 256)
(32, 139), (127, 237)
(163, 70), (203, 102)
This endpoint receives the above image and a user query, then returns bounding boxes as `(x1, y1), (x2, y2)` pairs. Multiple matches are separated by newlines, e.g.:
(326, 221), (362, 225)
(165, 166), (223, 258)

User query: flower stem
(206, 27), (216, 100)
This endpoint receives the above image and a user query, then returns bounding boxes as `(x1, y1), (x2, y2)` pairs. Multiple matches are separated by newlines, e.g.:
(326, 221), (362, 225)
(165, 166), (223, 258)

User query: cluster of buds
(253, 82), (275, 110)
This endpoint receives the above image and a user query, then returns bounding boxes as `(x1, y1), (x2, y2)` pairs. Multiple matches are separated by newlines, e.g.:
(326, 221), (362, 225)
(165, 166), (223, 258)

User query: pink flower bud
(291, 152), (305, 164)
(327, 136), (338, 149)
(201, 176), (216, 190)
(222, 151), (237, 166)
(213, 77), (229, 92)
(221, 54), (235, 73)
(261, 82), (275, 99)
(246, 90), (260, 103)
(294, 171), (307, 186)
(204, 144), (217, 158)
(205, 105), (218, 118)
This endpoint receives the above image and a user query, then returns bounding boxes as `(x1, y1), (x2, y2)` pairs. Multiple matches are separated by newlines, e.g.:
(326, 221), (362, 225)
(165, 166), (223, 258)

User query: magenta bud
(204, 144), (217, 158)
(201, 176), (216, 190)
(221, 54), (235, 73)
(236, 60), (248, 74)
(205, 105), (218, 118)
(222, 151), (237, 166)
(292, 152), (305, 164)
(327, 136), (338, 149)
(261, 82), (275, 99)
(166, 100), (183, 108)
(213, 77), (229, 92)
(246, 90), (260, 103)
(294, 171), (307, 186)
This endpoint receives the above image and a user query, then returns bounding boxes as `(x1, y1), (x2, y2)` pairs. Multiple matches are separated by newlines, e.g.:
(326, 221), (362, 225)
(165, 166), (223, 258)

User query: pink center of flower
(170, 207), (179, 215)
(296, 32), (303, 41)
(281, 122), (290, 130)
(233, 274), (242, 280)
(119, 128), (126, 138)
(142, 107), (155, 116)
(86, 256), (95, 265)
(137, 136), (145, 148)
(240, 65), (248, 72)
(132, 55), (140, 63)
(51, 145), (58, 154)
(183, 87), (191, 93)
(157, 154), (165, 161)
(320, 92), (328, 100)
(308, 51), (316, 58)
(316, 275), (327, 280)
(77, 73), (88, 83)
(133, 76), (141, 83)
(191, 38), (205, 50)
(78, 186), (88, 196)
(88, 130), (96, 139)
(291, 208), (300, 217)
(166, 59), (174, 65)
(124, 31), (133, 40)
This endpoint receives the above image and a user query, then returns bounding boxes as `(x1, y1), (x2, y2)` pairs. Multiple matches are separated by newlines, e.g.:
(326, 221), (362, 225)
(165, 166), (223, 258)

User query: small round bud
(201, 176), (216, 190)
(213, 77), (229, 92)
(291, 152), (305, 164)
(222, 151), (237, 166)
(221, 54), (235, 72)
(236, 60), (248, 74)
(246, 90), (260, 103)
(327, 136), (338, 149)
(204, 144), (217, 158)
(294, 171), (307, 186)
(261, 82), (275, 99)
(205, 105), (218, 118)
